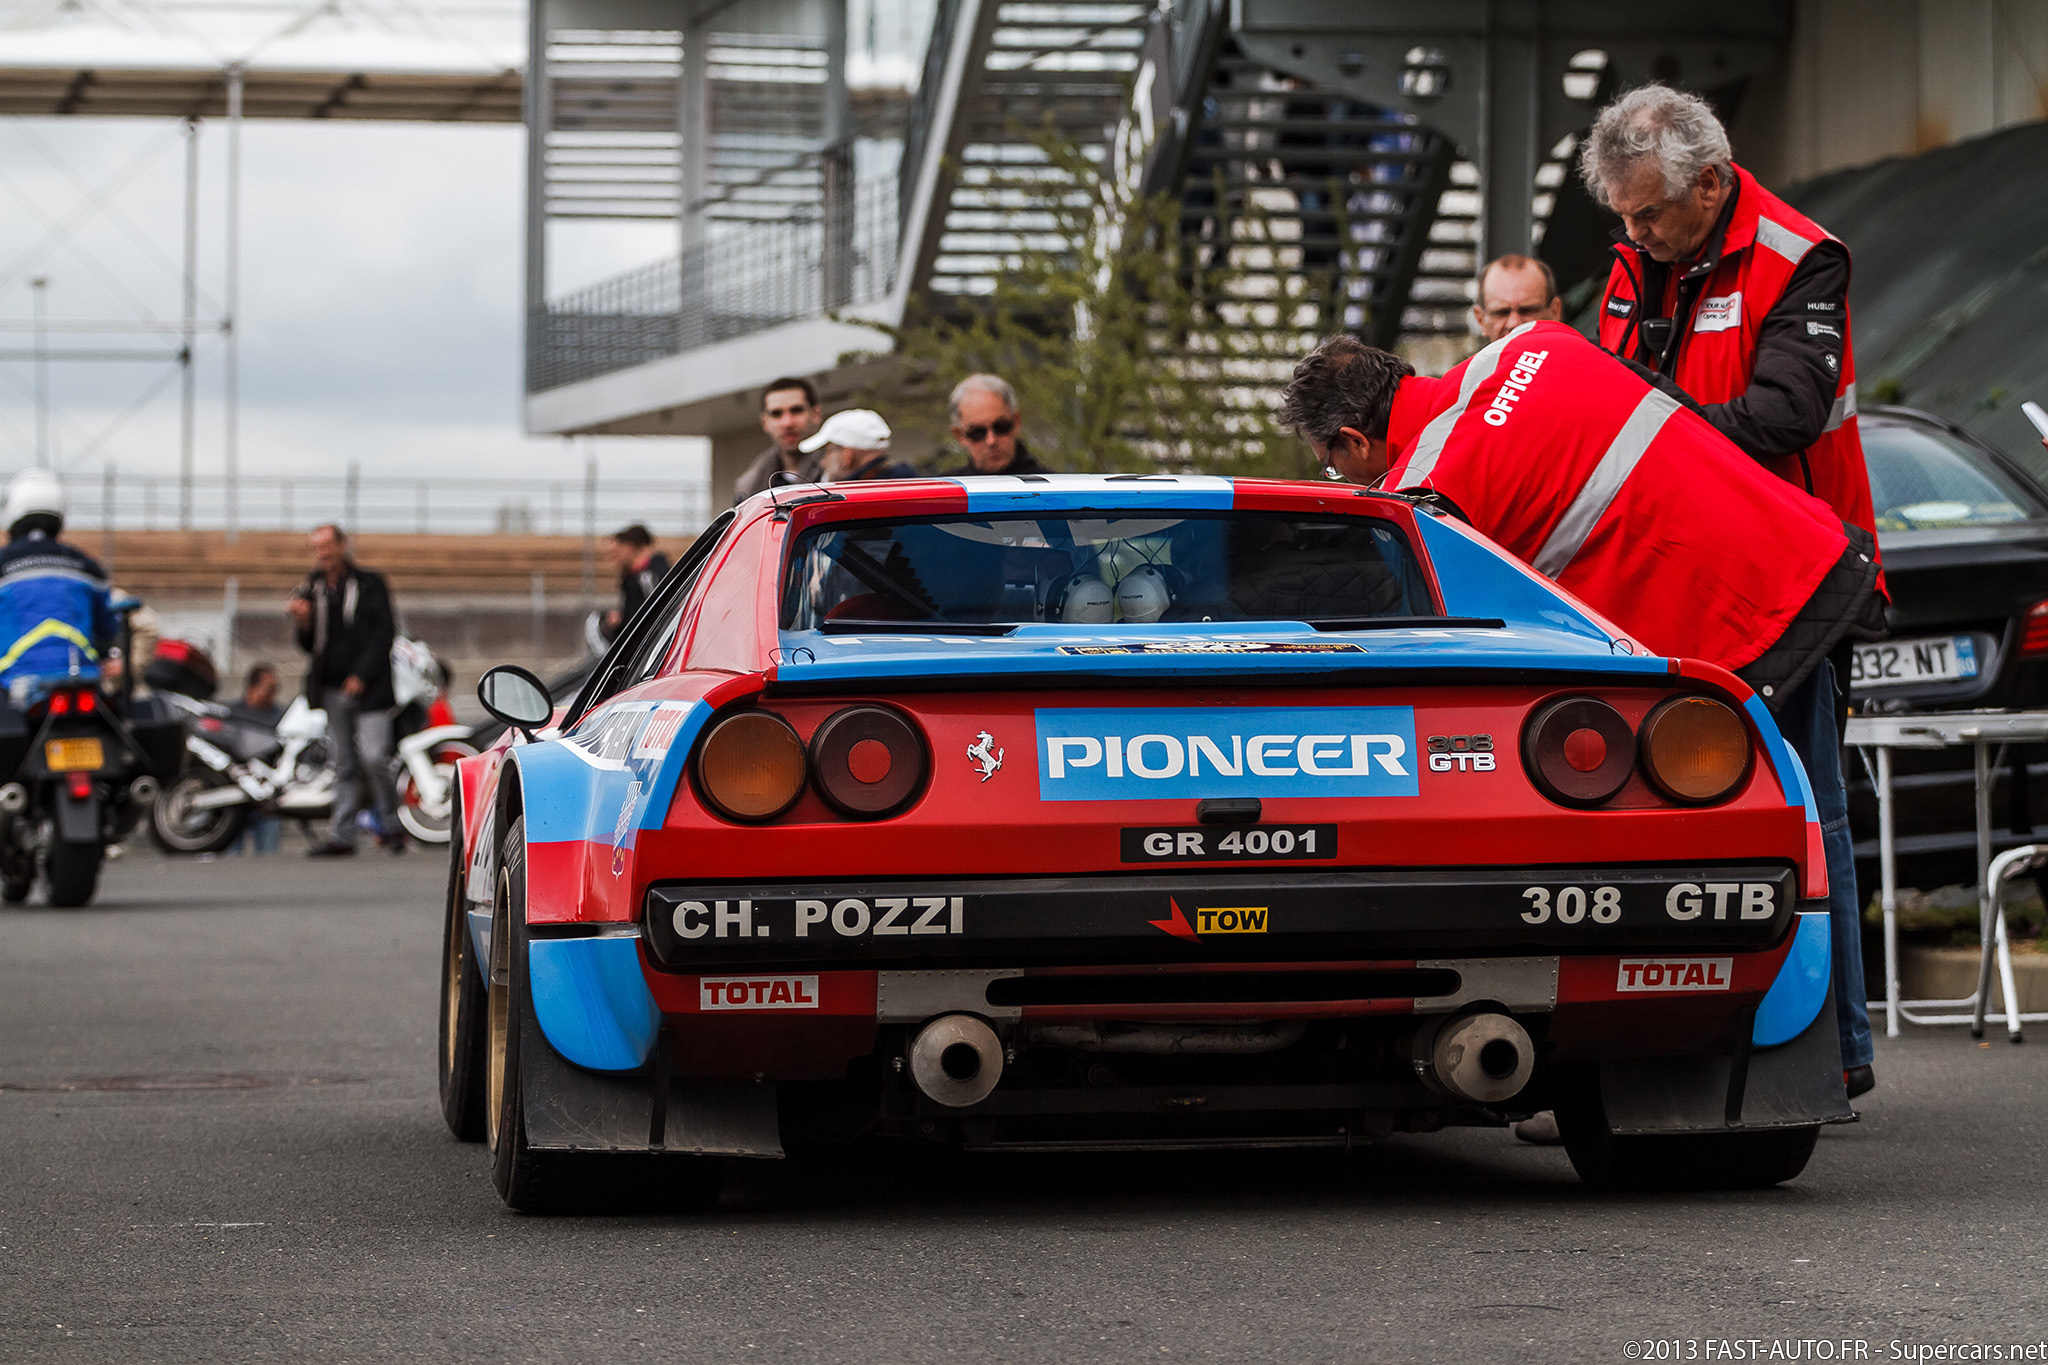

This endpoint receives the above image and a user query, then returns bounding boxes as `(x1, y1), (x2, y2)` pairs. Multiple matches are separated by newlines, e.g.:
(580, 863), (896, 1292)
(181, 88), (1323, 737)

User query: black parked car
(1845, 405), (2048, 890)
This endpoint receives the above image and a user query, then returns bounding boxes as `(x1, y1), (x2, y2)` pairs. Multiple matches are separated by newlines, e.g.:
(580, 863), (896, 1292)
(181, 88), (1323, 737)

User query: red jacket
(1596, 164), (1876, 543)
(1387, 322), (1849, 673)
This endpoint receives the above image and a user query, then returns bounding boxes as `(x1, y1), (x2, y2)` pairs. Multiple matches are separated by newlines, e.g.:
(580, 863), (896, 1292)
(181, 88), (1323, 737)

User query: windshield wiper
(817, 620), (1019, 636)
(1303, 616), (1507, 632)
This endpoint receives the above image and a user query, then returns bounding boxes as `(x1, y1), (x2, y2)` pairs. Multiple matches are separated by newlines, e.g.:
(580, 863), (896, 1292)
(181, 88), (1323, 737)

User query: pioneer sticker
(1036, 706), (1418, 802)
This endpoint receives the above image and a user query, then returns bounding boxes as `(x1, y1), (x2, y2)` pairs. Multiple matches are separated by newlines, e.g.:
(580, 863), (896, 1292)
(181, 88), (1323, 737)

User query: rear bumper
(640, 864), (1799, 971)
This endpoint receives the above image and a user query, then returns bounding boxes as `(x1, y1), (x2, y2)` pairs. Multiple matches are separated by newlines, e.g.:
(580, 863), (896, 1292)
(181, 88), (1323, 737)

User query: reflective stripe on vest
(1823, 380), (1858, 433)
(1531, 387), (1683, 578)
(0, 618), (98, 673)
(1396, 323), (1536, 490)
(1753, 215), (1815, 266)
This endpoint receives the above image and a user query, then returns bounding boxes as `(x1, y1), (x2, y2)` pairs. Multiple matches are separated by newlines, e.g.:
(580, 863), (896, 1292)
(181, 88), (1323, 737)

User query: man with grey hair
(1579, 84), (1877, 554)
(944, 374), (1052, 476)
(1581, 83), (1878, 1101)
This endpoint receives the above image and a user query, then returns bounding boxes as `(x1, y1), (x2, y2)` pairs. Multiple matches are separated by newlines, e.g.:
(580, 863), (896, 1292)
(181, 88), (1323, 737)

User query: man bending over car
(1280, 322), (1884, 1102)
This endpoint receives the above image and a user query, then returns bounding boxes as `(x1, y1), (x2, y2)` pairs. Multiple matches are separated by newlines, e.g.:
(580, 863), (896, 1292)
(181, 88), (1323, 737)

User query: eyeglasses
(961, 417), (1015, 444)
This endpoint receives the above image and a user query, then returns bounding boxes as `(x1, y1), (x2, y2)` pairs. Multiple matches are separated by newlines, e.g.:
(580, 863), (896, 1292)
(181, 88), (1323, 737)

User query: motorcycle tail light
(1637, 696), (1751, 804)
(66, 772), (92, 799)
(695, 712), (807, 822)
(48, 693), (69, 715)
(2022, 600), (2048, 658)
(1522, 696), (1635, 807)
(809, 705), (928, 818)
(77, 690), (95, 712)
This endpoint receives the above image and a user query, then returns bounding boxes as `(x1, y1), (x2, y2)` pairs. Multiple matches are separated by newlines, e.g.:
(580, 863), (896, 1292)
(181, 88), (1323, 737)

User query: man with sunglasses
(945, 374), (1052, 476)
(733, 376), (826, 503)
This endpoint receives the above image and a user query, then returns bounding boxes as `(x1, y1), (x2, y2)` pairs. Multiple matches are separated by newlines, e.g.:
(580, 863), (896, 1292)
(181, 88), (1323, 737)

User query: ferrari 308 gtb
(439, 474), (1849, 1211)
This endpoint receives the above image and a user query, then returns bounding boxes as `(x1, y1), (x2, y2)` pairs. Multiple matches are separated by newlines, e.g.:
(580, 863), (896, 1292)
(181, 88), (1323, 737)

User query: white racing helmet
(3, 467), (65, 534)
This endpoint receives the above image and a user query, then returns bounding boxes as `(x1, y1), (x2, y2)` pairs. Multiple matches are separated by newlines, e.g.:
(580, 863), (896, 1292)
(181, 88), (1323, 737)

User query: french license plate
(1851, 635), (1977, 688)
(44, 737), (104, 771)
(1120, 824), (1337, 862)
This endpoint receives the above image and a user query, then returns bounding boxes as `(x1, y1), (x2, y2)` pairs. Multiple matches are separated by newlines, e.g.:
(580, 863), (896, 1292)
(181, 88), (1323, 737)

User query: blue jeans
(1773, 661), (1875, 1068)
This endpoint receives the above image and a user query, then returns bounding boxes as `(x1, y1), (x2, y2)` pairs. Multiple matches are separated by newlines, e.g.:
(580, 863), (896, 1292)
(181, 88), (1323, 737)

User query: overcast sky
(0, 116), (707, 530)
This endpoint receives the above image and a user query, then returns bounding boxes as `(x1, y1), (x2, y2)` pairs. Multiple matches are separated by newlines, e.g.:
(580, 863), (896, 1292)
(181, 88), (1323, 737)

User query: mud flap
(1599, 979), (1853, 1135)
(519, 1004), (783, 1157)
(56, 790), (98, 843)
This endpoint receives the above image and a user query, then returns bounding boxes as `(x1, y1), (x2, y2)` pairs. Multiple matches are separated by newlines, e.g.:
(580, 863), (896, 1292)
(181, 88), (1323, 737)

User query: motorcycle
(0, 601), (183, 906)
(150, 693), (474, 853)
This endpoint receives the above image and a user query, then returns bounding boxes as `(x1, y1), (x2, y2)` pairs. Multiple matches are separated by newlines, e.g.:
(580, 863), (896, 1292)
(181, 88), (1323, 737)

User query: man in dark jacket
(287, 524), (400, 856)
(601, 524), (670, 640)
(944, 374), (1052, 476)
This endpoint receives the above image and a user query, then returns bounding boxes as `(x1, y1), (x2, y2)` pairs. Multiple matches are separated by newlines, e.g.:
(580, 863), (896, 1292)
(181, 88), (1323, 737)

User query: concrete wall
(1737, 0), (2048, 187)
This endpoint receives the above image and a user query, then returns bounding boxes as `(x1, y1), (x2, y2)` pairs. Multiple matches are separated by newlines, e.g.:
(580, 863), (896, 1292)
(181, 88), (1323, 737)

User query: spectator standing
(945, 375), (1052, 476)
(227, 663), (283, 855)
(804, 410), (917, 483)
(1280, 328), (1884, 1104)
(1580, 84), (1880, 1098)
(602, 525), (670, 638)
(733, 377), (825, 503)
(1471, 254), (1562, 341)
(287, 524), (402, 857)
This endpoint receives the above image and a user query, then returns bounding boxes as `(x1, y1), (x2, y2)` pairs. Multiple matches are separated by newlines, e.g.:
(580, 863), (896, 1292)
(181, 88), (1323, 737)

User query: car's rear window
(1864, 421), (2044, 530)
(782, 512), (1433, 629)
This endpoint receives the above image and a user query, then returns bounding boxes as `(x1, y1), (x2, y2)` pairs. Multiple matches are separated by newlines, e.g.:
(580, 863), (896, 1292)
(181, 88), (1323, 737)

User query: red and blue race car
(438, 474), (1849, 1211)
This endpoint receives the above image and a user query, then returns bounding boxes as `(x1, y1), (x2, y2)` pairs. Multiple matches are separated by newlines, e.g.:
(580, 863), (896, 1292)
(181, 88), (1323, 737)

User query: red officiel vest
(1387, 322), (1848, 672)
(1596, 164), (1877, 542)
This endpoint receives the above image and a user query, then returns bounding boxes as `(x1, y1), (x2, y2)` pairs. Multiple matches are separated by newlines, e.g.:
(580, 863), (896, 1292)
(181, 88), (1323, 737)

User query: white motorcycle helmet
(3, 468), (64, 537)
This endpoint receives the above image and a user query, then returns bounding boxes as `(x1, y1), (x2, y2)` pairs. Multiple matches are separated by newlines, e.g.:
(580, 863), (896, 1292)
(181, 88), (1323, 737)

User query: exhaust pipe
(1410, 1012), (1535, 1104)
(0, 783), (25, 814)
(908, 1014), (1004, 1107)
(128, 775), (160, 805)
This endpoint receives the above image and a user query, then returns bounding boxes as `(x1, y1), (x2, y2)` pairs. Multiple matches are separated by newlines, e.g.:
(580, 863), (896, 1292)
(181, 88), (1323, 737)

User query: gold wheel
(485, 867), (513, 1152)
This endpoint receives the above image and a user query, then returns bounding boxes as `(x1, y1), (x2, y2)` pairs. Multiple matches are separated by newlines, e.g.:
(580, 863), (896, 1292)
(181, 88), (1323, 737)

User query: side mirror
(477, 664), (553, 735)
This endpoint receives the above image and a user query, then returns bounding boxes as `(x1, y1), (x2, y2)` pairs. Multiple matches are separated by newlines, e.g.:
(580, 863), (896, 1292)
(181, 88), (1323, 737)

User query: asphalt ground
(2, 849), (2045, 1364)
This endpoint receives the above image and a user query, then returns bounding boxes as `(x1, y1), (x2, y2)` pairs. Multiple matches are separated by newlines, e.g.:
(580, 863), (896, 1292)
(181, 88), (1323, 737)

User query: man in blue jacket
(0, 469), (115, 701)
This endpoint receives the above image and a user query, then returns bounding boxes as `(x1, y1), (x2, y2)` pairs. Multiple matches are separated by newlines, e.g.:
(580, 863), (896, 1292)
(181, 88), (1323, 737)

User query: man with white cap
(801, 409), (917, 483)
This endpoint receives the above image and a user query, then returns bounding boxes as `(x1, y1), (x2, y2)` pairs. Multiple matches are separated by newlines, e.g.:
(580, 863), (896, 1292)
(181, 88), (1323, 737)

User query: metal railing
(39, 468), (712, 538)
(529, 173), (899, 392)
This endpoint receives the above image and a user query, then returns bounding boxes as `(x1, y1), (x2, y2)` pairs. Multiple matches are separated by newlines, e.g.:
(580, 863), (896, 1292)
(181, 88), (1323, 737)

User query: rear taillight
(77, 690), (95, 712)
(695, 712), (807, 821)
(1636, 696), (1751, 804)
(1522, 697), (1635, 807)
(809, 705), (928, 818)
(2022, 600), (2048, 658)
(48, 693), (69, 715)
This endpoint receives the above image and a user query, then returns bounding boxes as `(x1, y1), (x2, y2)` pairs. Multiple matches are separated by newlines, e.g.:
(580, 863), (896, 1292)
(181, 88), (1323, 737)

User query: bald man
(1472, 254), (1562, 342)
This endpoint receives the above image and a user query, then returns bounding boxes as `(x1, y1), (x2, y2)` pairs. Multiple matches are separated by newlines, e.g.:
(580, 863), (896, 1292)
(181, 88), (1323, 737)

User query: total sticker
(700, 975), (821, 1010)
(1615, 958), (1734, 993)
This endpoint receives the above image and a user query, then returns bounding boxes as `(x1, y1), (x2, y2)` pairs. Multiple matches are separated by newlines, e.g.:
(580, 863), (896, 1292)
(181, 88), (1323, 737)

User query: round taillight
(809, 705), (928, 818)
(1523, 696), (1635, 807)
(1638, 696), (1751, 804)
(696, 712), (807, 821)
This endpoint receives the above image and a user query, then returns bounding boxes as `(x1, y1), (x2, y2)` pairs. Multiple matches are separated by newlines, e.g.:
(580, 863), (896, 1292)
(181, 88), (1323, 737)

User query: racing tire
(44, 838), (103, 908)
(397, 741), (476, 845)
(1556, 1084), (1821, 1191)
(487, 814), (588, 1213)
(438, 788), (489, 1142)
(149, 774), (247, 855)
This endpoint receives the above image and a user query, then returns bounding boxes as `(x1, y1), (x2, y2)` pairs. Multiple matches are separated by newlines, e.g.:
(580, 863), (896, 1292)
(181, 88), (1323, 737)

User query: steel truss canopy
(0, 0), (525, 121)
